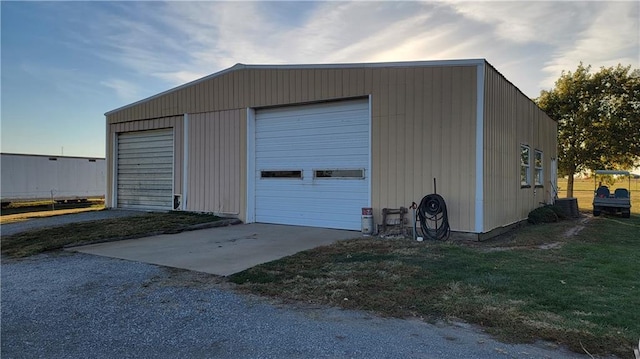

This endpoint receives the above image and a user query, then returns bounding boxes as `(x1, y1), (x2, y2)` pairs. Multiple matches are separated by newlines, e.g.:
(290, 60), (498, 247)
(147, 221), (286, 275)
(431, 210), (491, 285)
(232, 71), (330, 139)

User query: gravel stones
(1, 253), (587, 359)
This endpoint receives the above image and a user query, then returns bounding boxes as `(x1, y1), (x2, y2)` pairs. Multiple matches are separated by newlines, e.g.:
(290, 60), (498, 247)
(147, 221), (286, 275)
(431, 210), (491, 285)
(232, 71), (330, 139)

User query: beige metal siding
(186, 110), (242, 215)
(106, 65), (479, 231)
(106, 116), (183, 207)
(107, 68), (370, 125)
(370, 66), (477, 232)
(483, 65), (557, 232)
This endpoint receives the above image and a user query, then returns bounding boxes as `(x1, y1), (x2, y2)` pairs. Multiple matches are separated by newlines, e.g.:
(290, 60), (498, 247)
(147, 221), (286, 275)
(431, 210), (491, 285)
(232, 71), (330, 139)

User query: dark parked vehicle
(592, 170), (632, 218)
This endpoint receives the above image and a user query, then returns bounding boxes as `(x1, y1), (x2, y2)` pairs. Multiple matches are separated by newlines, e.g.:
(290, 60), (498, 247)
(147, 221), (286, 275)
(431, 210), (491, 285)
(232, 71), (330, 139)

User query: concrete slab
(70, 223), (360, 276)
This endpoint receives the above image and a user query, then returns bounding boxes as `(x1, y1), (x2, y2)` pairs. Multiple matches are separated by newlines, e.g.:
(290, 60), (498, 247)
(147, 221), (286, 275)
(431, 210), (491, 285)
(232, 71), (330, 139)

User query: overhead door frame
(114, 128), (175, 210)
(246, 96), (372, 226)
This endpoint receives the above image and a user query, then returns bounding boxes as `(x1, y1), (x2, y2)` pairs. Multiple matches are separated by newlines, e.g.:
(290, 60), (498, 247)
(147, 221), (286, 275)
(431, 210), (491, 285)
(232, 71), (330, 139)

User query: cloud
(100, 78), (141, 102)
(446, 1), (639, 91)
(17, 63), (105, 98)
(446, 1), (592, 45)
(541, 1), (639, 89)
(155, 1), (487, 66)
(80, 1), (638, 98)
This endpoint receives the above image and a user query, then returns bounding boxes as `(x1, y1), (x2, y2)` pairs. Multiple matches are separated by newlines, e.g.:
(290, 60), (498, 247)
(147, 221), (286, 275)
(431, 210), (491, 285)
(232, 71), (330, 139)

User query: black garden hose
(416, 194), (450, 240)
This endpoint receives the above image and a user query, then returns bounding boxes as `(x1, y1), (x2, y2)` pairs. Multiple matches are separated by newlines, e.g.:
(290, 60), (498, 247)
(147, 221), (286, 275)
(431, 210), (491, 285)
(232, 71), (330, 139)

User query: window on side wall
(534, 150), (543, 187)
(520, 145), (531, 188)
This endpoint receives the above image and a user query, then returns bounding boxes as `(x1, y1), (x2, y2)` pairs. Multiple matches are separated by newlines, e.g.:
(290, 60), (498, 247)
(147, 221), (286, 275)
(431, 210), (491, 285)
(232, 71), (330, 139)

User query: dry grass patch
(1, 211), (221, 258)
(231, 215), (640, 357)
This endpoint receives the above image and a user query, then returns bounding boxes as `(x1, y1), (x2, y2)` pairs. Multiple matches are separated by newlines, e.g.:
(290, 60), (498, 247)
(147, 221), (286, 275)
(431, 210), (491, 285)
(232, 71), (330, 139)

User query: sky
(1, 1), (638, 158)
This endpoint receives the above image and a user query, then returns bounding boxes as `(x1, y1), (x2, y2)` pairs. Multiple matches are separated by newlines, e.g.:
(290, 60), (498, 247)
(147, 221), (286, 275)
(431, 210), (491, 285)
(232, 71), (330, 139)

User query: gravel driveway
(1, 210), (142, 236)
(1, 252), (589, 359)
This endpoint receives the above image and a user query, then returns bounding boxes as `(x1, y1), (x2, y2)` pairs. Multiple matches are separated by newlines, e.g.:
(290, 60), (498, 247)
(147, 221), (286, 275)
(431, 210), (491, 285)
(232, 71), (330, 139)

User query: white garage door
(117, 129), (173, 210)
(254, 99), (370, 230)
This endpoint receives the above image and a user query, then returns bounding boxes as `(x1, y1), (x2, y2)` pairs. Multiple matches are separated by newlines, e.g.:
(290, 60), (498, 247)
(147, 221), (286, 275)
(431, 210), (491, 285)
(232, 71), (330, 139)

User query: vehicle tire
(593, 208), (601, 217)
(622, 210), (630, 218)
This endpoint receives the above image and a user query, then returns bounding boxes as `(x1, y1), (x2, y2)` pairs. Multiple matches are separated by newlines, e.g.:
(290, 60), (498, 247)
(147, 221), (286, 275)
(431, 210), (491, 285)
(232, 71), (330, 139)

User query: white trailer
(1, 153), (106, 206)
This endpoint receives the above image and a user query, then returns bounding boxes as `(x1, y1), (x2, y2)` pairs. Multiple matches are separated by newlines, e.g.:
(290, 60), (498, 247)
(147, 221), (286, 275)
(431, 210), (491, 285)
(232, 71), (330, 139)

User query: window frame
(260, 170), (303, 179)
(520, 145), (531, 188)
(313, 168), (366, 180)
(534, 150), (543, 187)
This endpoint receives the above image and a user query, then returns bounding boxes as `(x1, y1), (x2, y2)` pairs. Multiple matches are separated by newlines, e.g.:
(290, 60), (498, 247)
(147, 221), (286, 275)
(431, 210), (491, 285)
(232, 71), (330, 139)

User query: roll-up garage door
(254, 99), (370, 230)
(116, 129), (173, 210)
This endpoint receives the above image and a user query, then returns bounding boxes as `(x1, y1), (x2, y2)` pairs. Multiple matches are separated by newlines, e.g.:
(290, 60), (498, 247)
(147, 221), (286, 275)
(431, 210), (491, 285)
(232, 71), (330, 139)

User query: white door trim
(111, 131), (118, 208)
(474, 62), (485, 233)
(182, 113), (189, 210)
(246, 107), (256, 223)
(367, 94), (372, 208)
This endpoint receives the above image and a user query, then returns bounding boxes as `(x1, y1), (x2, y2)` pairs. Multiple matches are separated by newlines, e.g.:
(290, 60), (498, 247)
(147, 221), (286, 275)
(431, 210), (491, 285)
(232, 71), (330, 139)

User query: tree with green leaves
(536, 63), (640, 197)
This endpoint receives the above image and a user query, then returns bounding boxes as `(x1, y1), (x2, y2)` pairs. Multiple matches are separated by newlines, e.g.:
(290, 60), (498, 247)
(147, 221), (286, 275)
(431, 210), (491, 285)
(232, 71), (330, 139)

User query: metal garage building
(105, 59), (557, 239)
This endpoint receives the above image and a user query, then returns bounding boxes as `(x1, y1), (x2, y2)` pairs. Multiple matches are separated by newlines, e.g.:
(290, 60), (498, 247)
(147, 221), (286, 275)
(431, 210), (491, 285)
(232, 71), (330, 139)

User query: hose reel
(413, 178), (451, 241)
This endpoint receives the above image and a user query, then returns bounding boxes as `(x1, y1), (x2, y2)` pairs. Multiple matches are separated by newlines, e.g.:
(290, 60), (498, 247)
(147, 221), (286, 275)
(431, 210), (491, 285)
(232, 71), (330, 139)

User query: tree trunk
(566, 172), (575, 198)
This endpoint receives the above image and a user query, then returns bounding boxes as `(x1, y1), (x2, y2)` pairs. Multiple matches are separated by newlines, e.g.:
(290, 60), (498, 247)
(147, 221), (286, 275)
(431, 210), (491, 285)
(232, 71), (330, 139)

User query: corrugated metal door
(117, 129), (173, 210)
(255, 99), (369, 230)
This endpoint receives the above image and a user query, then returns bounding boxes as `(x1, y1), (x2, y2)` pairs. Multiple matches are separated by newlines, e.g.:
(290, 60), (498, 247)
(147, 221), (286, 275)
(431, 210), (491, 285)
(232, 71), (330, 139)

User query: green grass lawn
(1, 212), (221, 258)
(230, 214), (640, 357)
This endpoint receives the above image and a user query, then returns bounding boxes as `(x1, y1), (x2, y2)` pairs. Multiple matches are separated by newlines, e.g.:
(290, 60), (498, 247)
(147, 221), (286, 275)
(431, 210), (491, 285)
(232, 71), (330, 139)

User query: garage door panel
(256, 199), (366, 215)
(117, 143), (172, 150)
(118, 135), (172, 144)
(257, 124), (368, 139)
(118, 163), (173, 170)
(255, 212), (359, 230)
(255, 195), (365, 206)
(117, 157), (173, 164)
(117, 180), (173, 186)
(118, 141), (172, 150)
(256, 140), (368, 152)
(256, 150), (369, 160)
(119, 144), (171, 153)
(117, 197), (172, 204)
(118, 177), (172, 182)
(117, 158), (173, 166)
(118, 180), (171, 193)
(117, 150), (173, 158)
(255, 158), (368, 169)
(254, 99), (369, 230)
(117, 129), (173, 210)
(117, 190), (172, 197)
(116, 200), (172, 208)
(256, 182), (367, 195)
(257, 101), (367, 118)
(257, 150), (368, 162)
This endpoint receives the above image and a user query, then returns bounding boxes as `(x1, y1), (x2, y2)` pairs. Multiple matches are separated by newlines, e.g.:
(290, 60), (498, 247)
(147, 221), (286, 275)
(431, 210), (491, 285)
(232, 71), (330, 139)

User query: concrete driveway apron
(71, 223), (359, 276)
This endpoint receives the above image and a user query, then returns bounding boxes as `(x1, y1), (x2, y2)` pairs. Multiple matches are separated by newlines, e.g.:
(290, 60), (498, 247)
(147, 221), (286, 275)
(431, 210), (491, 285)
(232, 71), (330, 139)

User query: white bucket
(361, 207), (373, 235)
